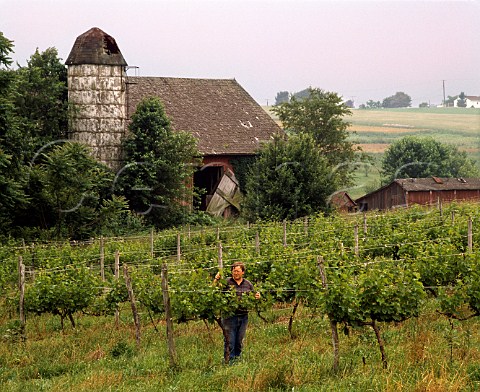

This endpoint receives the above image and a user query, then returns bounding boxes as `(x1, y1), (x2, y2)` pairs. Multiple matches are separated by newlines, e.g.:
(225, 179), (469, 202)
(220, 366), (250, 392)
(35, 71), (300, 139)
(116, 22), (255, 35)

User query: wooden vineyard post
(100, 237), (105, 282)
(150, 227), (155, 259)
(177, 233), (181, 262)
(317, 256), (339, 371)
(354, 224), (359, 257)
(218, 242), (223, 272)
(255, 232), (260, 255)
(161, 263), (177, 368)
(123, 264), (141, 346)
(114, 251), (120, 327)
(468, 217), (473, 253)
(283, 220), (287, 247)
(304, 216), (309, 236)
(18, 256), (26, 341)
(363, 213), (368, 236)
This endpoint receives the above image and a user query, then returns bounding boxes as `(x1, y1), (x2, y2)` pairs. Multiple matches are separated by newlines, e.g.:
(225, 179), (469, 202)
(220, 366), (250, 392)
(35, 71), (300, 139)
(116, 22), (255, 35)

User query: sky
(2, 0), (480, 107)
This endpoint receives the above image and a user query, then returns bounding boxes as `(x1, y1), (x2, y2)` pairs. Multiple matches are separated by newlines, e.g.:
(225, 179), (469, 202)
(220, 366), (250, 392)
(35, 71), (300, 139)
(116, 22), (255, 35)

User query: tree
(0, 33), (29, 235)
(116, 97), (201, 229)
(242, 133), (337, 222)
(0, 32), (13, 68)
(457, 92), (467, 108)
(365, 100), (382, 109)
(271, 87), (363, 185)
(13, 47), (68, 157)
(445, 95), (457, 107)
(4, 47), (76, 237)
(32, 142), (127, 239)
(381, 136), (480, 182)
(274, 91), (289, 105)
(382, 92), (411, 108)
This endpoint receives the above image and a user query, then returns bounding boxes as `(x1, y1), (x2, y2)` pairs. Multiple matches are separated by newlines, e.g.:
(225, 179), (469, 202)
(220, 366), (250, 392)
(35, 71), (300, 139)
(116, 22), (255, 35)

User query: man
(214, 261), (260, 363)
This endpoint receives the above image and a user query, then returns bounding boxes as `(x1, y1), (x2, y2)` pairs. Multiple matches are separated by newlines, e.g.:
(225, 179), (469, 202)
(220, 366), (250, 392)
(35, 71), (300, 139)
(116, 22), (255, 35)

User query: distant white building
(454, 95), (480, 108)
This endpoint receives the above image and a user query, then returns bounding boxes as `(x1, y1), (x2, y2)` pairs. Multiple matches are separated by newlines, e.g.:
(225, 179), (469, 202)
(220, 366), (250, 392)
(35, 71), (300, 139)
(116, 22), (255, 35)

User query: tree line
(276, 90), (412, 109)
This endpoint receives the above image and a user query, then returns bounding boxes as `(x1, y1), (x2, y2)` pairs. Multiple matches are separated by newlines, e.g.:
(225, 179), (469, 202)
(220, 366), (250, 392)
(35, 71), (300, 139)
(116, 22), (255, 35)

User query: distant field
(348, 107), (480, 154)
(263, 106), (480, 198)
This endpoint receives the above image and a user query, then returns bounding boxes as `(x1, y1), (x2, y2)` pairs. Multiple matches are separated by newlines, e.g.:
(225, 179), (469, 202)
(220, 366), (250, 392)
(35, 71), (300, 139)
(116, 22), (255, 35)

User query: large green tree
(381, 136), (480, 182)
(0, 33), (29, 233)
(13, 47), (68, 160)
(32, 142), (124, 239)
(242, 133), (337, 222)
(116, 97), (201, 229)
(271, 87), (362, 185)
(6, 47), (71, 236)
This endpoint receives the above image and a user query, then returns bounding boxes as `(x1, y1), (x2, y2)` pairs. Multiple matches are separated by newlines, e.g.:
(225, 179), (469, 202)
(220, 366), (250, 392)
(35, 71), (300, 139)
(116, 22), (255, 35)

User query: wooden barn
(66, 27), (283, 216)
(355, 177), (480, 211)
(125, 76), (283, 216)
(329, 191), (357, 212)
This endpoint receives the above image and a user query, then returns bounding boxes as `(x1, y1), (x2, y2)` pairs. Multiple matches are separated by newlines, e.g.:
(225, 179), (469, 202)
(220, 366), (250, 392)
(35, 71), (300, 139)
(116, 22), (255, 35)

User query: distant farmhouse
(329, 191), (357, 213)
(355, 177), (480, 211)
(454, 95), (480, 108)
(65, 27), (283, 216)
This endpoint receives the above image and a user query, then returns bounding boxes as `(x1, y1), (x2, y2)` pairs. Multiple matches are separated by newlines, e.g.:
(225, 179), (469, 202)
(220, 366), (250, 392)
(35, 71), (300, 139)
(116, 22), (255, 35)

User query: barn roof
(356, 177), (480, 203)
(66, 27), (127, 66)
(395, 177), (480, 191)
(126, 76), (283, 155)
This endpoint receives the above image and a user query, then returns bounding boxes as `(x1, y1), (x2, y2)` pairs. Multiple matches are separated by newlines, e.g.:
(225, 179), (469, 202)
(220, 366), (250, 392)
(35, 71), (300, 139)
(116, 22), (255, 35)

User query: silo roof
(66, 27), (127, 66)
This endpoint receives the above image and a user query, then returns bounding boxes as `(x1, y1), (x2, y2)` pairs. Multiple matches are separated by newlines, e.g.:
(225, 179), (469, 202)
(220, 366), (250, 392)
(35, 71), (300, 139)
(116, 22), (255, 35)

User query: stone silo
(66, 27), (128, 170)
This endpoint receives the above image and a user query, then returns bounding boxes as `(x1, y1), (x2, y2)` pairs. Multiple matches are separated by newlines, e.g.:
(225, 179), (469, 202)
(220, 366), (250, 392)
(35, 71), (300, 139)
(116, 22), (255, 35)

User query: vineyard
(1, 202), (480, 391)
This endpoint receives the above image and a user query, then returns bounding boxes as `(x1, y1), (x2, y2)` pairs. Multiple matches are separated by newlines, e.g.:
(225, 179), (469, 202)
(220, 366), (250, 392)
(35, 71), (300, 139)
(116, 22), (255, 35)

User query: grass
(1, 302), (480, 391)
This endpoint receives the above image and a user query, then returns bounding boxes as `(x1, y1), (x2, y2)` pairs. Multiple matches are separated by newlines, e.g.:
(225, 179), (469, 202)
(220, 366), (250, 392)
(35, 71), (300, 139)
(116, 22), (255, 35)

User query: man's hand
(255, 291), (261, 300)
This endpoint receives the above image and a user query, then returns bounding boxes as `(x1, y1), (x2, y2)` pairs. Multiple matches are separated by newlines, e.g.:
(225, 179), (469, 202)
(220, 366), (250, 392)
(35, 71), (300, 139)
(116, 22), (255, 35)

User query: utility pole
(442, 80), (446, 107)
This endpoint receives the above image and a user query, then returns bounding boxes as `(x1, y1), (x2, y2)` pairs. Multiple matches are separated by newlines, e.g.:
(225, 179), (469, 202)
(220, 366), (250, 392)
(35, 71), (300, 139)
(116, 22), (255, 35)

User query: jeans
(221, 314), (248, 362)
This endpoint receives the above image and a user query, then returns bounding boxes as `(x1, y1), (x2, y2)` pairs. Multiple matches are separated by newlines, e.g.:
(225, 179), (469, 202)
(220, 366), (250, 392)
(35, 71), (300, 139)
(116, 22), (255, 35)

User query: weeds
(0, 303), (479, 391)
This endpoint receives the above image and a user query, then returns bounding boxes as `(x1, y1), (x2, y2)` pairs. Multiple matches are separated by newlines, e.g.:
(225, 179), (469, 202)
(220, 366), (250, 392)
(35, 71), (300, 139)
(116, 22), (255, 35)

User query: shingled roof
(395, 177), (480, 191)
(66, 27), (127, 66)
(126, 76), (283, 155)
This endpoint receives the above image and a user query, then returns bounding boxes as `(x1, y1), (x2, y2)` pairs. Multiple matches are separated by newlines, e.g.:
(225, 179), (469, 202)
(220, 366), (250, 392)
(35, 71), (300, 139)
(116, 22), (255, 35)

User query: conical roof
(66, 27), (127, 66)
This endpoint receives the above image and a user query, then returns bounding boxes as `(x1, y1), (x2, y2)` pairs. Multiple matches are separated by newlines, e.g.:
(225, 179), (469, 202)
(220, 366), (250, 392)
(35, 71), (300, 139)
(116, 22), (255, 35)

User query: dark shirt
(225, 277), (254, 316)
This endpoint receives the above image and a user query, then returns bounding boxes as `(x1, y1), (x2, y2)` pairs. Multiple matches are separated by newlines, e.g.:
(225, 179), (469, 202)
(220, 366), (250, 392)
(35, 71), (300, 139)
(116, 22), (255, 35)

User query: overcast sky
(2, 0), (480, 107)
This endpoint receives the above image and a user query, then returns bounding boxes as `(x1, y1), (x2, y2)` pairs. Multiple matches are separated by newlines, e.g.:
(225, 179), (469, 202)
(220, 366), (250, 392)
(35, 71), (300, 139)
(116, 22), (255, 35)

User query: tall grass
(1, 301), (479, 391)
